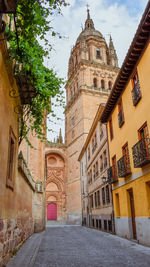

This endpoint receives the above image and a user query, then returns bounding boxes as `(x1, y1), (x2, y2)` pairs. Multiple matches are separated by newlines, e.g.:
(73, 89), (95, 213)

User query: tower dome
(76, 8), (105, 43)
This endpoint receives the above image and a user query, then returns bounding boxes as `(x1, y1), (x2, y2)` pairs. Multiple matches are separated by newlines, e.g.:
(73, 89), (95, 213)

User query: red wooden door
(47, 203), (57, 220)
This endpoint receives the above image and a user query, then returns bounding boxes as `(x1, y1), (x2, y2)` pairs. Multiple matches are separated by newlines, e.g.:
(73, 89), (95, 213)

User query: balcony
(117, 155), (131, 177)
(118, 109), (124, 128)
(107, 166), (118, 184)
(92, 143), (97, 154)
(131, 82), (142, 106)
(132, 138), (150, 168)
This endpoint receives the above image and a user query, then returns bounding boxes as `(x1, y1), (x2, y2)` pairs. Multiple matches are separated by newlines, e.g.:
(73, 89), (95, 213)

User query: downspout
(106, 122), (115, 234)
(80, 160), (83, 226)
(85, 149), (90, 227)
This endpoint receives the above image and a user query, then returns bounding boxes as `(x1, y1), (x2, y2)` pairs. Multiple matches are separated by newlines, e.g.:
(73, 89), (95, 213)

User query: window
(95, 133), (97, 146)
(96, 48), (101, 59)
(115, 193), (120, 217)
(108, 81), (112, 90)
(112, 155), (118, 181)
(100, 125), (103, 140)
(102, 187), (105, 205)
(108, 220), (112, 231)
(118, 98), (124, 128)
(95, 192), (97, 207)
(6, 127), (16, 189)
(100, 155), (103, 172)
(93, 78), (97, 88)
(97, 190), (100, 206)
(99, 219), (102, 229)
(104, 220), (107, 230)
(131, 70), (142, 106)
(104, 150), (107, 168)
(138, 121), (149, 140)
(106, 185), (110, 203)
(95, 161), (98, 177)
(91, 194), (93, 208)
(88, 146), (90, 160)
(109, 117), (114, 140)
(122, 142), (131, 175)
(92, 219), (95, 227)
(96, 219), (99, 228)
(93, 164), (95, 179)
(101, 79), (105, 89)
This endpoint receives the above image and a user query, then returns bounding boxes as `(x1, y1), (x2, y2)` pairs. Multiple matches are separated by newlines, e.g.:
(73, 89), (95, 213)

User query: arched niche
(46, 182), (59, 192)
(47, 195), (57, 202)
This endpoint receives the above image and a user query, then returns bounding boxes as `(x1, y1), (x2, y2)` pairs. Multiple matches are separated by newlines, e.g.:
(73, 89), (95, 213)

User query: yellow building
(101, 2), (150, 246)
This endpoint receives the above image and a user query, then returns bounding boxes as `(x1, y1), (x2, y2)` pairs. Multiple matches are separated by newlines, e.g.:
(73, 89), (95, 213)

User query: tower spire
(86, 4), (90, 19)
(85, 4), (95, 30)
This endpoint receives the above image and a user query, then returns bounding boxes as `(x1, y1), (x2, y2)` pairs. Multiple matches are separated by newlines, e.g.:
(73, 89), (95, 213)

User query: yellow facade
(100, 2), (150, 245)
(105, 39), (150, 245)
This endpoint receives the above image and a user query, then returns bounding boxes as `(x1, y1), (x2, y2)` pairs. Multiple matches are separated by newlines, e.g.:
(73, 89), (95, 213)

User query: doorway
(47, 203), (57, 220)
(128, 189), (137, 239)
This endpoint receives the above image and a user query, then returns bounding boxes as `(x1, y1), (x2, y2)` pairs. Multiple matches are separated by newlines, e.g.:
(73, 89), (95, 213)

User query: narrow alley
(7, 226), (150, 267)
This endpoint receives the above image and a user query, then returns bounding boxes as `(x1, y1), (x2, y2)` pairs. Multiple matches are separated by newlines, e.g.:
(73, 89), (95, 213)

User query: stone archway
(46, 152), (66, 223)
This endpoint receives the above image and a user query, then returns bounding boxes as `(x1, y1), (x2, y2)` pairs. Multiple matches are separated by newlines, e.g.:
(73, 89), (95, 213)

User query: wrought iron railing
(107, 166), (118, 184)
(118, 109), (124, 128)
(117, 155), (131, 177)
(132, 138), (150, 168)
(131, 82), (142, 106)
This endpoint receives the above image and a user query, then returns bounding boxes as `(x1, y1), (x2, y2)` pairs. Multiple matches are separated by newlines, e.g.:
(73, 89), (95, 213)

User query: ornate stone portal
(46, 148), (67, 223)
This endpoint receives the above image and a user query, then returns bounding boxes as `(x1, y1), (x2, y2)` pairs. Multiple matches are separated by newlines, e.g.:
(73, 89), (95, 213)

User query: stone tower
(65, 9), (119, 224)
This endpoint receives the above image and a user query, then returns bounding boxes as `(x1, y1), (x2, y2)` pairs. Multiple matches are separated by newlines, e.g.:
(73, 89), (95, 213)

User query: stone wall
(0, 218), (34, 265)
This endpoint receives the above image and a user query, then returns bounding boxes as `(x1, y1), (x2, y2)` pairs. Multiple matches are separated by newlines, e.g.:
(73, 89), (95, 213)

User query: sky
(46, 0), (148, 142)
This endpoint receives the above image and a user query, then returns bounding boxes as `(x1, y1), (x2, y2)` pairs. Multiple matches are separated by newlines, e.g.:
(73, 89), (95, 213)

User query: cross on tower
(86, 4), (89, 10)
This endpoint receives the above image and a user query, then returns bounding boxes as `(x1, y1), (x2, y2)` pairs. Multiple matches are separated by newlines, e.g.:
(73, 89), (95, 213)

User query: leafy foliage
(5, 0), (68, 145)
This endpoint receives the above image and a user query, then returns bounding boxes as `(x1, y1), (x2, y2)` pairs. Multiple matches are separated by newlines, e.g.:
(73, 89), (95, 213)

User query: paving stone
(7, 226), (150, 267)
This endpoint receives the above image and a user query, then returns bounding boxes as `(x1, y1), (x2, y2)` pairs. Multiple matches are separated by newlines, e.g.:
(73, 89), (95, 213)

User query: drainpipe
(106, 122), (115, 234)
(80, 160), (83, 226)
(85, 149), (90, 227)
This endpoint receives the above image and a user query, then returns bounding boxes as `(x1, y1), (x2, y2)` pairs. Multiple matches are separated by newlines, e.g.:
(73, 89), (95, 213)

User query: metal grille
(132, 138), (150, 167)
(131, 82), (142, 106)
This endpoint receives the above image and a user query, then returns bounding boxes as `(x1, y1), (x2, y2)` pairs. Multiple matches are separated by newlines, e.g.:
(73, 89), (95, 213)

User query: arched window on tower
(96, 48), (101, 59)
(93, 78), (97, 89)
(108, 81), (112, 90)
(101, 79), (105, 90)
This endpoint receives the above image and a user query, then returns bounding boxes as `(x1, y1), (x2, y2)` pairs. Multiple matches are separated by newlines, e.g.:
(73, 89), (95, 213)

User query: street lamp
(102, 175), (107, 184)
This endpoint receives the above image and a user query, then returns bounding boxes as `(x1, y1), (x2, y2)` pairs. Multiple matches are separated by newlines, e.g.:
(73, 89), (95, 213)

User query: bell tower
(65, 9), (119, 224)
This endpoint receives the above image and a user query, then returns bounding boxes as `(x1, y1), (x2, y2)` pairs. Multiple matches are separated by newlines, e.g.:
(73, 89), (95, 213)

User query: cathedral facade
(46, 9), (119, 224)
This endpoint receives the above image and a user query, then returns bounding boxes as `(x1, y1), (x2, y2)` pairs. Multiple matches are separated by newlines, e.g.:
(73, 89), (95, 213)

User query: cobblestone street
(7, 226), (150, 267)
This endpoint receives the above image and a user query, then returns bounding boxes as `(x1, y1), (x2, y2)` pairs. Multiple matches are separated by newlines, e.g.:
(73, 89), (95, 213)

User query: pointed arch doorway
(47, 203), (57, 220)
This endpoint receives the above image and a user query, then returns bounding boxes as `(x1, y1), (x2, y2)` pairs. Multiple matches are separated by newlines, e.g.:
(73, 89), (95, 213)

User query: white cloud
(46, 0), (148, 141)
